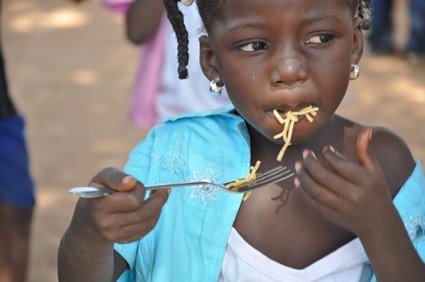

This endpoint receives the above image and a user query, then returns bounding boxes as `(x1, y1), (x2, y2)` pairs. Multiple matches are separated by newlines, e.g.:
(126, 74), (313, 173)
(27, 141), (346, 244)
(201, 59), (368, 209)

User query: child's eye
(306, 34), (335, 44)
(239, 41), (268, 52)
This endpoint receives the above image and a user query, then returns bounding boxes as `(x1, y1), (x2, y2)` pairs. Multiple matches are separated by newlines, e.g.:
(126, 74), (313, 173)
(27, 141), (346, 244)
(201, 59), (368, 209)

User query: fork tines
(250, 167), (294, 187)
(248, 166), (293, 187)
(225, 166), (294, 194)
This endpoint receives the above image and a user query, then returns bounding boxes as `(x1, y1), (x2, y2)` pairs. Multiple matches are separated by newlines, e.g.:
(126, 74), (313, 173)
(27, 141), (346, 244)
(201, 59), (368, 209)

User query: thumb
(90, 167), (138, 193)
(356, 128), (383, 176)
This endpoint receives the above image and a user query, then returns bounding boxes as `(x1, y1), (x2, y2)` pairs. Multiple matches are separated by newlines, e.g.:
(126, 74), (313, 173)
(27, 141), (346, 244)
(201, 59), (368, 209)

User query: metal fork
(68, 165), (294, 198)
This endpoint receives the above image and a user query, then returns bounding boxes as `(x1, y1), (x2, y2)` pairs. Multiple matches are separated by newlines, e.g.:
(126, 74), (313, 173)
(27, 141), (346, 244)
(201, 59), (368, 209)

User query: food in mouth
(273, 105), (319, 162)
(223, 105), (317, 200)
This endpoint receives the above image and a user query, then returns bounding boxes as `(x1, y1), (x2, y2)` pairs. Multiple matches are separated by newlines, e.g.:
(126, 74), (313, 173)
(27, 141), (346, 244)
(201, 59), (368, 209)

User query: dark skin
(125, 0), (164, 44)
(58, 0), (425, 281)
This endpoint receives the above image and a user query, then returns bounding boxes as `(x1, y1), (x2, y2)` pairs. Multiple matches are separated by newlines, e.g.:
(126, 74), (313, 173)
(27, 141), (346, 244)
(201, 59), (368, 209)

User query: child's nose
(271, 53), (308, 88)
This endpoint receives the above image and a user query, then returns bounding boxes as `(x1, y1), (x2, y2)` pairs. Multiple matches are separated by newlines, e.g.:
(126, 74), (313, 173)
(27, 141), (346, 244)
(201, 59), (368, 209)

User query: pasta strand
(273, 105), (319, 161)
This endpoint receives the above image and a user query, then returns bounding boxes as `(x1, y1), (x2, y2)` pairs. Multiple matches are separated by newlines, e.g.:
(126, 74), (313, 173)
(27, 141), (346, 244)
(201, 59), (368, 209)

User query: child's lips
(269, 105), (316, 117)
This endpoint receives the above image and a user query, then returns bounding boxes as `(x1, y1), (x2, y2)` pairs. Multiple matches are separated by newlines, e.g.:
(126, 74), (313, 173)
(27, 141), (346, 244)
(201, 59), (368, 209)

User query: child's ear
(351, 18), (364, 64)
(199, 35), (220, 81)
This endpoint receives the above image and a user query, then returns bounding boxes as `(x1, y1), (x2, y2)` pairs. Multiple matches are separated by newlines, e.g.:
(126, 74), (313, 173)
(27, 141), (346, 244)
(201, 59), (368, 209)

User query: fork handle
(146, 181), (208, 191)
(69, 181), (210, 198)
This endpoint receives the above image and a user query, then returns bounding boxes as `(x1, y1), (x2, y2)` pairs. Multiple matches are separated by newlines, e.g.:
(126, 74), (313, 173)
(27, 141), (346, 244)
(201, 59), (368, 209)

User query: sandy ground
(2, 0), (424, 281)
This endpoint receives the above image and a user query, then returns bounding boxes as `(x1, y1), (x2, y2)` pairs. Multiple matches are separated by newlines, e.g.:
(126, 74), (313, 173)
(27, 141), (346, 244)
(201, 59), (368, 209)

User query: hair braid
(357, 0), (372, 30)
(163, 0), (190, 79)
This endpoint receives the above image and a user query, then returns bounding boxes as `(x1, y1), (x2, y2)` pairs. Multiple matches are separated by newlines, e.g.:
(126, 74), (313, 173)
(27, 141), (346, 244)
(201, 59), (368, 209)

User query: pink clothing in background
(103, 0), (166, 128)
(129, 17), (167, 128)
(102, 0), (132, 14)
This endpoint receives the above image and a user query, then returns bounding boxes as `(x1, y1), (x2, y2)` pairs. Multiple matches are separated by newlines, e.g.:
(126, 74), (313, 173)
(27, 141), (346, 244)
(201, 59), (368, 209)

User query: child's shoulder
(340, 116), (415, 196)
(369, 125), (413, 161)
(368, 125), (416, 195)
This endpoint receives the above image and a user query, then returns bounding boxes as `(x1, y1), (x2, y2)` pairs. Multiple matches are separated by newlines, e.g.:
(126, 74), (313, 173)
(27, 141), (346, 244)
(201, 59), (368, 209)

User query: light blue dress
(116, 106), (425, 281)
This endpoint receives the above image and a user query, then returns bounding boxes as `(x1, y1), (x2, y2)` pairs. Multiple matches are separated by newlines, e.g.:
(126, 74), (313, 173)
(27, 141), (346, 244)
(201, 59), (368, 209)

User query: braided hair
(163, 0), (372, 79)
(356, 0), (372, 30)
(163, 0), (190, 79)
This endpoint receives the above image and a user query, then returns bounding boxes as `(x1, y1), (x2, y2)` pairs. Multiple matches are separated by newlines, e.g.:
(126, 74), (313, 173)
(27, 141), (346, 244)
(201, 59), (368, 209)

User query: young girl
(103, 0), (231, 129)
(58, 0), (425, 281)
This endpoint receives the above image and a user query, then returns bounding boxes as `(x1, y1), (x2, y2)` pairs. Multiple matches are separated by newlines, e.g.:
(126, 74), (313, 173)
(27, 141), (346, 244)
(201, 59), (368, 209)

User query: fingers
(91, 189), (170, 243)
(294, 129), (389, 233)
(295, 150), (341, 206)
(110, 190), (170, 243)
(356, 128), (384, 176)
(294, 159), (341, 218)
(321, 128), (383, 184)
(321, 146), (365, 184)
(298, 149), (349, 195)
(112, 189), (170, 226)
(90, 167), (138, 193)
(76, 167), (172, 244)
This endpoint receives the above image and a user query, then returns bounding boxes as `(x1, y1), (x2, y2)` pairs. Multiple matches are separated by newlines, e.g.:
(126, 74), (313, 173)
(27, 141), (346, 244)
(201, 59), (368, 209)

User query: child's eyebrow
(223, 14), (345, 34)
(225, 21), (266, 33)
(303, 15), (345, 26)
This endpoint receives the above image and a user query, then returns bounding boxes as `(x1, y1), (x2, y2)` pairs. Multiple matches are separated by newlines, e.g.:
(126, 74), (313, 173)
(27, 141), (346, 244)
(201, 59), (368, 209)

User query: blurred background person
(368, 0), (396, 55)
(406, 0), (425, 62)
(103, 0), (231, 129)
(0, 0), (35, 281)
(368, 0), (425, 61)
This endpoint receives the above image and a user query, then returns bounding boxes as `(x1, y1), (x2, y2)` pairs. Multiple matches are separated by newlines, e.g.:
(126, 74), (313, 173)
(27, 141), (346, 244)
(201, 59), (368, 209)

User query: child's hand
(71, 167), (170, 244)
(294, 128), (394, 236)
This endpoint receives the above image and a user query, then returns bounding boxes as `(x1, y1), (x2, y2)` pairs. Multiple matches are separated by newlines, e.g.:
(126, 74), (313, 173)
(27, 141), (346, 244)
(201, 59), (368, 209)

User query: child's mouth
(272, 105), (319, 162)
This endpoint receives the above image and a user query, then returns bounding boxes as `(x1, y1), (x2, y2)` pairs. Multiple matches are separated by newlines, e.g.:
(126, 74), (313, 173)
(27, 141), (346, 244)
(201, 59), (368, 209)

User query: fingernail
(294, 177), (300, 189)
(302, 150), (316, 160)
(367, 128), (372, 142)
(122, 175), (134, 184)
(295, 161), (302, 173)
(329, 146), (345, 159)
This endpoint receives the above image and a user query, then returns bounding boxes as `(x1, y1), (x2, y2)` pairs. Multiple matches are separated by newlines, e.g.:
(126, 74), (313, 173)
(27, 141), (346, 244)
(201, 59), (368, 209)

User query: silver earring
(180, 0), (194, 6)
(350, 64), (360, 80)
(209, 77), (224, 96)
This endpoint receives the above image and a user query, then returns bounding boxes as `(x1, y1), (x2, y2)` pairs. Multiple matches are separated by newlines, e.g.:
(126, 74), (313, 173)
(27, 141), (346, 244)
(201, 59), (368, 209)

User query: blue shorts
(0, 115), (35, 207)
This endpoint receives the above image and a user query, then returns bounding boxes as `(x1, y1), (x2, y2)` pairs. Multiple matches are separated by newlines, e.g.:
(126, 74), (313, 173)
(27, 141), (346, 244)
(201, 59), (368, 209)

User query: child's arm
(57, 167), (170, 281)
(126, 0), (164, 44)
(295, 128), (425, 281)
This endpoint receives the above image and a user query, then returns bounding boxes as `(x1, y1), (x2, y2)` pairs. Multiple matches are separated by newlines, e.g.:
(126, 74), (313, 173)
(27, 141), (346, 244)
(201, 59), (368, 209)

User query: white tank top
(219, 227), (373, 282)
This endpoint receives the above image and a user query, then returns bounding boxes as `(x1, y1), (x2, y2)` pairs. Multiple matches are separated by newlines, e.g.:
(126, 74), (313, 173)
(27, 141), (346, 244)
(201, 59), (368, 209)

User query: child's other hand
(294, 128), (394, 236)
(71, 167), (170, 244)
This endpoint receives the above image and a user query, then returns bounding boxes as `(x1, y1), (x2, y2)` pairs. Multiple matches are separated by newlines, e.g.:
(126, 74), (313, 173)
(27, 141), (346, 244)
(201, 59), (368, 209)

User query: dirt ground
(2, 0), (424, 281)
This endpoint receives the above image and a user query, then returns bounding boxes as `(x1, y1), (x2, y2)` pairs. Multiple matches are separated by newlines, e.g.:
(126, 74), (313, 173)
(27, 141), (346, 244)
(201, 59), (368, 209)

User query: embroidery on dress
(158, 154), (181, 172)
(404, 215), (424, 240)
(158, 154), (188, 178)
(190, 168), (222, 204)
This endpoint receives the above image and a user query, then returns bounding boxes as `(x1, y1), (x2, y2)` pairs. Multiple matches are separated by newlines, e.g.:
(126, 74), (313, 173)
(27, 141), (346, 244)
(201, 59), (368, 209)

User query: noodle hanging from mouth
(273, 105), (319, 162)
(222, 105), (317, 200)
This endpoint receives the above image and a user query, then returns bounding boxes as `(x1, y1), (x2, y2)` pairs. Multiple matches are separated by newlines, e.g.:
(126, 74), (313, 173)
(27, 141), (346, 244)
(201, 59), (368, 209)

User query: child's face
(200, 0), (363, 145)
